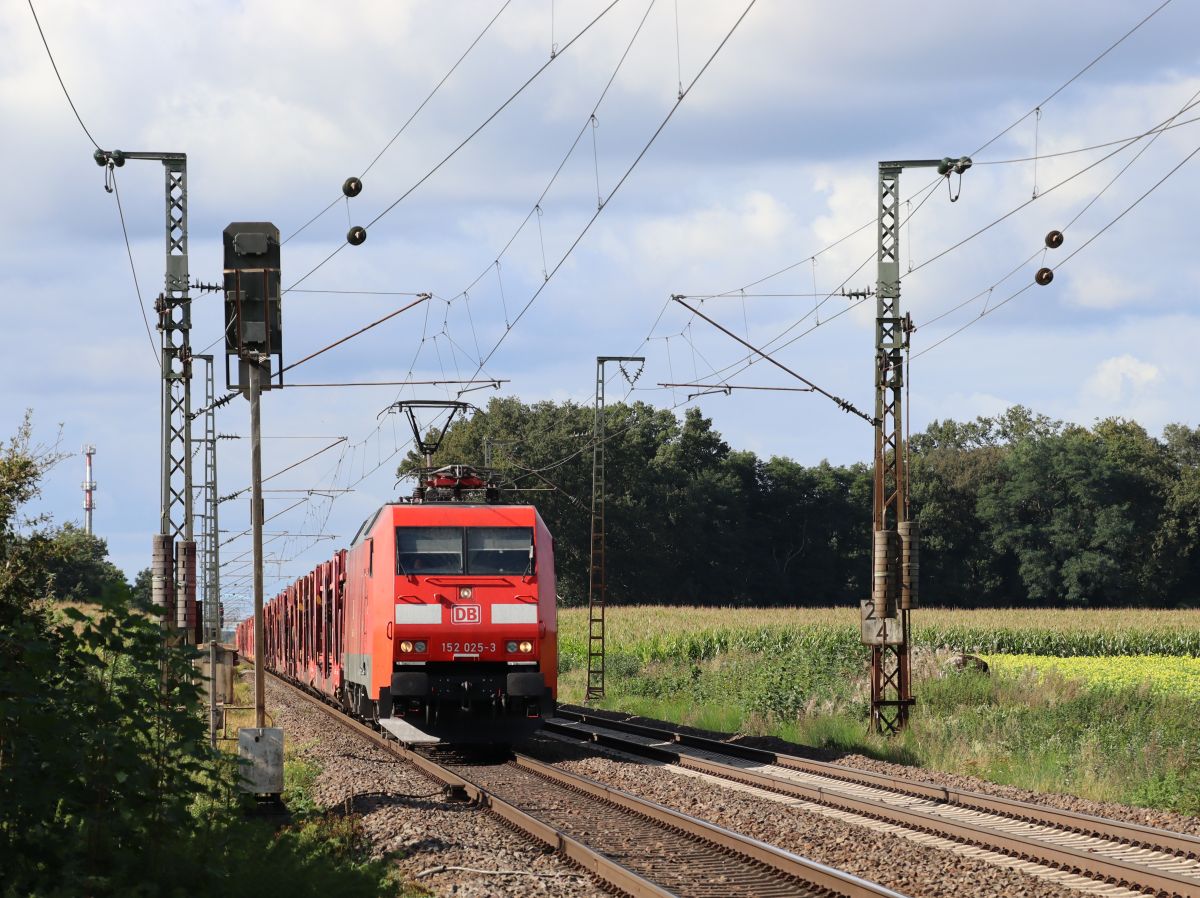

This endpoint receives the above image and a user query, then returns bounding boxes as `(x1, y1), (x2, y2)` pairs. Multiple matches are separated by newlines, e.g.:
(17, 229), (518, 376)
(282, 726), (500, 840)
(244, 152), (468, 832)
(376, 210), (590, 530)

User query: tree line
(403, 398), (1200, 607)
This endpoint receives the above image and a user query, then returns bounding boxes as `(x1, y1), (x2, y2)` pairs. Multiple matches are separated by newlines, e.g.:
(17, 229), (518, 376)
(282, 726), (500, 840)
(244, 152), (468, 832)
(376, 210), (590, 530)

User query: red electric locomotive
(236, 465), (557, 744)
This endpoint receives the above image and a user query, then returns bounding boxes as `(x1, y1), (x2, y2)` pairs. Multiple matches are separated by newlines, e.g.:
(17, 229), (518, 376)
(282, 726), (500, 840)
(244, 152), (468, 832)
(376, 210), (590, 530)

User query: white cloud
(1063, 270), (1145, 309)
(1083, 353), (1161, 403)
(4, 0), (1200, 590)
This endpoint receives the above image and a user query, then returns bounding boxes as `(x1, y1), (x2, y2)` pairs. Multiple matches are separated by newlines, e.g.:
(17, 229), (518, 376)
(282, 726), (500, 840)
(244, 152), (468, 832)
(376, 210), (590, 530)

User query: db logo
(451, 604), (481, 625)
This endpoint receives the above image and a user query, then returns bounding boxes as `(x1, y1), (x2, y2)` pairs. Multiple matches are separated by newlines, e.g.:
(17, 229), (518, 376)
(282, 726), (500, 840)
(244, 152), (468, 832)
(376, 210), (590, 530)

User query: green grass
(559, 607), (1200, 815)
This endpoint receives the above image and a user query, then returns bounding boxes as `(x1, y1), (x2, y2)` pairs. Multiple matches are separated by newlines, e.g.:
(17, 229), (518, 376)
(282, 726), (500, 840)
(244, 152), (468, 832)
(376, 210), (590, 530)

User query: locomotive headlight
(399, 640), (414, 653)
(459, 587), (473, 600)
(518, 641), (533, 654)
(506, 640), (518, 653)
(414, 640), (427, 653)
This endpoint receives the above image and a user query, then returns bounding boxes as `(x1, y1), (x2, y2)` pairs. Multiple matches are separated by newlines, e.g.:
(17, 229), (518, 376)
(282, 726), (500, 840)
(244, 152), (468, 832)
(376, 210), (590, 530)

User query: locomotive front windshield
(396, 526), (533, 576)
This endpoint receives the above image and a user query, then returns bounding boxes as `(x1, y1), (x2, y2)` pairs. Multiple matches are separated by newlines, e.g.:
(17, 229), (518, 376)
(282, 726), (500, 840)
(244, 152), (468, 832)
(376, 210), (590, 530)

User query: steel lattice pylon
(97, 150), (194, 638)
(867, 156), (970, 734)
(870, 162), (913, 735)
(586, 355), (643, 701)
(586, 358), (608, 701)
(194, 355), (220, 643)
(160, 157), (193, 544)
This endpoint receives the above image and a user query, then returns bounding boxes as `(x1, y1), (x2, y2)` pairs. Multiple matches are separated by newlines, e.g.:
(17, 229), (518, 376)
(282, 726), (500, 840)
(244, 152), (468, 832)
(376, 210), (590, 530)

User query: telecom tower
(82, 445), (96, 535)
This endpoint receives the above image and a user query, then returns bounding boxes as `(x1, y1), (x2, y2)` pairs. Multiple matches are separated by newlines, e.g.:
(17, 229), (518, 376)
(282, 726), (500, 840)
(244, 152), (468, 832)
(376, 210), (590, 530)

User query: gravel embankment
(266, 678), (605, 898)
(267, 677), (1182, 898)
(563, 706), (1200, 838)
(524, 732), (1118, 898)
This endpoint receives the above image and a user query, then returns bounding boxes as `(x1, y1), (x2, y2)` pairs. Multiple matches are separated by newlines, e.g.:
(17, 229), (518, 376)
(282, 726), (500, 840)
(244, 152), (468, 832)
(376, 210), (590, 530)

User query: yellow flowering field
(983, 654), (1200, 700)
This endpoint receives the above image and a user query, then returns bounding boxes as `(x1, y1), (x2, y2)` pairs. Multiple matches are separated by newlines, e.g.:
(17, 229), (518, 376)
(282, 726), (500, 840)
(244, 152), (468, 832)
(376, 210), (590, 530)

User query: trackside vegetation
(0, 415), (404, 897)
(559, 607), (1200, 815)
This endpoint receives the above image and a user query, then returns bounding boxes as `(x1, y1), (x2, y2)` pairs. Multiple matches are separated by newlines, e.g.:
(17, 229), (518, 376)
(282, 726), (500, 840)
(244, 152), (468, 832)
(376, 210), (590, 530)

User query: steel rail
(548, 712), (1200, 898)
(266, 672), (905, 898)
(556, 707), (1200, 858)
(503, 754), (908, 898)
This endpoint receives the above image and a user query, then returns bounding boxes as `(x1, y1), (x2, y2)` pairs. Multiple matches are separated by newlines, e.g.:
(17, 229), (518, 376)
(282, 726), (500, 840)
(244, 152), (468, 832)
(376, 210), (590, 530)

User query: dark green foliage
(43, 522), (129, 601)
(403, 398), (871, 605)
(404, 398), (1200, 607)
(129, 566), (153, 608)
(0, 415), (398, 898)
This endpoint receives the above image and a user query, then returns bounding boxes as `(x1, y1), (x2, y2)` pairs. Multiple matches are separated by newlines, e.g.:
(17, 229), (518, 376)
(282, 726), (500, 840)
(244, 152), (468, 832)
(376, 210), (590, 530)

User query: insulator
(936, 157), (953, 176)
(342, 176), (363, 198)
(110, 150), (125, 167)
(1035, 267), (1054, 286)
(93, 149), (108, 167)
(898, 521), (919, 610)
(1045, 229), (1064, 249)
(872, 529), (898, 617)
(347, 225), (367, 245)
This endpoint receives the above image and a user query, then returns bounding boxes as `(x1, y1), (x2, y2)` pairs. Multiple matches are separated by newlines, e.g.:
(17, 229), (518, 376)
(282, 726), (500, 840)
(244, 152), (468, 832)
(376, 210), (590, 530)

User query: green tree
(976, 421), (1169, 604)
(130, 566), (153, 608)
(44, 522), (128, 602)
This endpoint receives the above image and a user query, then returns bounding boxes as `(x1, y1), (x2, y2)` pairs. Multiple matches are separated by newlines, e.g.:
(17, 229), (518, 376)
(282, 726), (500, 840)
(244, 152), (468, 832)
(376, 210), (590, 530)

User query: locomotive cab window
(396, 527), (463, 574)
(467, 527), (533, 575)
(396, 526), (534, 575)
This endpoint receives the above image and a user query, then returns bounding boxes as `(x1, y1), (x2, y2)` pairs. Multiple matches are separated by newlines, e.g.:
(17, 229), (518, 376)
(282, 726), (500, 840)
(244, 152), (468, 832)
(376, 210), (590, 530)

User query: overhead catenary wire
(913, 137), (1200, 361)
(282, 0), (514, 245)
(674, 296), (874, 424)
(464, 0), (759, 385)
(243, 1), (1183, 594)
(906, 92), (1200, 276)
(285, 0), (625, 292)
(970, 0), (1176, 159)
(27, 1), (162, 364)
(108, 169), (158, 361)
(917, 87), (1200, 336)
(661, 0), (1179, 340)
(27, 0), (100, 150)
(278, 294), (431, 375)
(219, 438), (348, 503)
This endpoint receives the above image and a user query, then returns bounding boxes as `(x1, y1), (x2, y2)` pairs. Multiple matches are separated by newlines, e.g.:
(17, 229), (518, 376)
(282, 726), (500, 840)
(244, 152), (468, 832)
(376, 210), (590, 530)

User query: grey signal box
(223, 222), (282, 391)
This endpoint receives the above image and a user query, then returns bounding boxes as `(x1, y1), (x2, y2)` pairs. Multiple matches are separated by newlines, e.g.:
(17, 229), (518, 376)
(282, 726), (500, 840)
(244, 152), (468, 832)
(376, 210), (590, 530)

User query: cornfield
(558, 606), (1200, 663)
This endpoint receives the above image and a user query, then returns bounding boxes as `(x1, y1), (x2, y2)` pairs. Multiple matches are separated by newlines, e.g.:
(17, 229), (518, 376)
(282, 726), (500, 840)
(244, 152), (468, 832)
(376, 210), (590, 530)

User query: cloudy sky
(3, 0), (1198, 616)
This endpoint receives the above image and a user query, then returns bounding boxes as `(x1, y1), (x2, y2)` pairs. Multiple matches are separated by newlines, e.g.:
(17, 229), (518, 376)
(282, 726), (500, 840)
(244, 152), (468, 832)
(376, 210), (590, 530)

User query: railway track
(267, 673), (906, 898)
(546, 708), (1200, 898)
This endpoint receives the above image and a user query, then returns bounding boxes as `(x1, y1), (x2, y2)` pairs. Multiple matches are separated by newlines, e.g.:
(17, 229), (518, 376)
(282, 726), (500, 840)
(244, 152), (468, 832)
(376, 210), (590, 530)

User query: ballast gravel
(567, 705), (1200, 838)
(267, 679), (1190, 898)
(265, 678), (605, 898)
(524, 733), (1109, 898)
